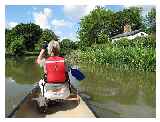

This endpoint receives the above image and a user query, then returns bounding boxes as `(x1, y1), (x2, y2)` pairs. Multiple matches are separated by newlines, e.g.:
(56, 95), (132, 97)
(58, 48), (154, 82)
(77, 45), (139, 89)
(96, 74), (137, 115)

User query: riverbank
(5, 51), (39, 57)
(6, 36), (156, 72)
(66, 36), (155, 72)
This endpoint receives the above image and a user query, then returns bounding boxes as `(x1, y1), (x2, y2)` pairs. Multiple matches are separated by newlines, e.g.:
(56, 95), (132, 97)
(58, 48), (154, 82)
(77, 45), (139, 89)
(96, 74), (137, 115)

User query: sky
(5, 5), (154, 41)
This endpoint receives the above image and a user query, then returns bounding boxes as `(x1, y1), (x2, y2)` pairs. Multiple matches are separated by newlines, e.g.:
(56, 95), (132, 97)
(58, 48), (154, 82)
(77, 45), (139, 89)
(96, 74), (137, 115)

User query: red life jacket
(45, 56), (66, 83)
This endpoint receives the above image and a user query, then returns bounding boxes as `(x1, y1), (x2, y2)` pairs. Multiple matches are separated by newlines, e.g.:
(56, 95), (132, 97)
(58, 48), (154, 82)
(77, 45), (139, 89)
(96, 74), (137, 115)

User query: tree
(5, 29), (15, 49)
(60, 39), (72, 56)
(12, 23), (42, 51)
(35, 29), (59, 51)
(78, 6), (143, 47)
(5, 23), (60, 55)
(121, 7), (143, 31)
(146, 8), (156, 34)
(78, 6), (114, 46)
(60, 39), (78, 56)
(111, 7), (142, 36)
(8, 35), (25, 55)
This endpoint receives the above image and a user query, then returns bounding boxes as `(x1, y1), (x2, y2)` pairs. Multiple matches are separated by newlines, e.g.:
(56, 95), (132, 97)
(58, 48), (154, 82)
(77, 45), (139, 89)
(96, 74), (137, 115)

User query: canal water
(5, 57), (156, 117)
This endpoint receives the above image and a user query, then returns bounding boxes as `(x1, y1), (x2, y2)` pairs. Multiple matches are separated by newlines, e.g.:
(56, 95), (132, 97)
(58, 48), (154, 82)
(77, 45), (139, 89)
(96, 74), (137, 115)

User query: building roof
(111, 29), (141, 39)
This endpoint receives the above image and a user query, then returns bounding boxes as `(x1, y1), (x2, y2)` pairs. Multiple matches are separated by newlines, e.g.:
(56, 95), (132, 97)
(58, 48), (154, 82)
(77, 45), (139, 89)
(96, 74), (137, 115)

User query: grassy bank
(5, 51), (39, 57)
(66, 36), (155, 72)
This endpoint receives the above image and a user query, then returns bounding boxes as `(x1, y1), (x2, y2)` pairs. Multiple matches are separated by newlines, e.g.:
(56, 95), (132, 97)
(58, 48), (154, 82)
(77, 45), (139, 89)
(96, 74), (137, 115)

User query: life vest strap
(45, 60), (64, 63)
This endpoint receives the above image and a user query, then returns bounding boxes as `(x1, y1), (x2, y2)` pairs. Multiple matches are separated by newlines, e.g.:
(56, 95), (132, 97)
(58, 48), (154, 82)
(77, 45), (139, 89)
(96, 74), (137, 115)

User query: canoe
(7, 85), (96, 118)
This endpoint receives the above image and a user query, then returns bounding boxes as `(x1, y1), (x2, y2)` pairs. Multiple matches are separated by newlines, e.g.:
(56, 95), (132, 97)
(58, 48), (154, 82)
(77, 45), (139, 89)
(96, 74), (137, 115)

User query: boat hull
(8, 85), (95, 118)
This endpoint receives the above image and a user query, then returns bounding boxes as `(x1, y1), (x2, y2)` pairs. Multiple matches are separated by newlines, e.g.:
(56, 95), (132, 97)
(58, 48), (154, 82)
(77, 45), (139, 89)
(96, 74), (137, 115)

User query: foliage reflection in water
(5, 57), (155, 117)
(79, 64), (155, 117)
(5, 57), (42, 116)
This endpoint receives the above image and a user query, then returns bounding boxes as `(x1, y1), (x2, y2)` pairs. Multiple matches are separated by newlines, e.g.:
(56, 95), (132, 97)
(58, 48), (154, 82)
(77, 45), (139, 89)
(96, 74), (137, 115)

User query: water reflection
(5, 57), (42, 115)
(79, 64), (156, 117)
(5, 57), (156, 117)
(6, 57), (42, 84)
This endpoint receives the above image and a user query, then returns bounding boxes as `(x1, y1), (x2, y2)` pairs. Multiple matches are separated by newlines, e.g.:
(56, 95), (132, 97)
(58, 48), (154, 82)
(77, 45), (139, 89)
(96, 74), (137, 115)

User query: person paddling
(36, 40), (70, 98)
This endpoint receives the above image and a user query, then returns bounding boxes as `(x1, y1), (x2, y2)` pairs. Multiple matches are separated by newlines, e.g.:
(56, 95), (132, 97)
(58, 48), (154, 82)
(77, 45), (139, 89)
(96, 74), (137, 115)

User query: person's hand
(42, 41), (48, 50)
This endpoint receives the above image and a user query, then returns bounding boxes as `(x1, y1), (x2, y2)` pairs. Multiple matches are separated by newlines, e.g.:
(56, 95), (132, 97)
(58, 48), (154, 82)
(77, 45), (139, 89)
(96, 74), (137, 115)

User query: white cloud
(63, 5), (98, 20)
(84, 5), (97, 15)
(64, 5), (85, 20)
(123, 5), (145, 8)
(60, 32), (77, 41)
(43, 8), (52, 16)
(51, 19), (72, 29)
(33, 7), (37, 10)
(123, 5), (134, 8)
(51, 19), (77, 41)
(7, 22), (18, 29)
(68, 32), (77, 41)
(54, 30), (62, 35)
(33, 8), (52, 29)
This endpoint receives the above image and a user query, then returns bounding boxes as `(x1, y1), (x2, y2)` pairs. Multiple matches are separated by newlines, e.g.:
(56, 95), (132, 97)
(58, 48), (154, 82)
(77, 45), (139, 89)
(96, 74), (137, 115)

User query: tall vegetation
(67, 36), (155, 71)
(70, 6), (156, 71)
(78, 6), (143, 47)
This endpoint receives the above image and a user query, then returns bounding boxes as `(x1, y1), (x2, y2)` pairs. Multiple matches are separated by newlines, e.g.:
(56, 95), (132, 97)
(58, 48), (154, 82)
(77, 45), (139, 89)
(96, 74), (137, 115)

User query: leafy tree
(111, 7), (142, 36)
(35, 29), (59, 51)
(5, 23), (60, 55)
(97, 31), (110, 44)
(60, 39), (72, 56)
(78, 6), (143, 47)
(146, 8), (156, 33)
(60, 39), (78, 56)
(5, 29), (15, 49)
(78, 6), (114, 46)
(8, 35), (25, 55)
(121, 7), (143, 30)
(12, 23), (42, 51)
(61, 39), (72, 48)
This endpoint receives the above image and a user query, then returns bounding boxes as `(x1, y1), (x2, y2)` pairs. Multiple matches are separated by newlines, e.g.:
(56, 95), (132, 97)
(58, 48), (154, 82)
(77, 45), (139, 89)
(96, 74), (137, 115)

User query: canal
(5, 57), (156, 117)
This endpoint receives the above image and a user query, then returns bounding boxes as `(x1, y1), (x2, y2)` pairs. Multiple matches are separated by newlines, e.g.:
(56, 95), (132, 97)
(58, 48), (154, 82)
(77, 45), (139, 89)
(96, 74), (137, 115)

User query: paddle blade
(71, 68), (85, 81)
(68, 71), (80, 88)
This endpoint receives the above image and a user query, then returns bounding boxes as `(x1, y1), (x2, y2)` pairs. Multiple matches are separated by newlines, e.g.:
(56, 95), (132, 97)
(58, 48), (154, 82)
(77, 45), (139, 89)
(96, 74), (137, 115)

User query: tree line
(5, 23), (78, 56)
(66, 6), (156, 71)
(5, 6), (155, 56)
(78, 6), (156, 47)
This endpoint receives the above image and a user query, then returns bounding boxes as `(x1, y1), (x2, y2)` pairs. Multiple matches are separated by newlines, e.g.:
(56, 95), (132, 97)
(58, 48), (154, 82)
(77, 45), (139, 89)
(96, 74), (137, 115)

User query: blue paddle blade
(71, 68), (85, 81)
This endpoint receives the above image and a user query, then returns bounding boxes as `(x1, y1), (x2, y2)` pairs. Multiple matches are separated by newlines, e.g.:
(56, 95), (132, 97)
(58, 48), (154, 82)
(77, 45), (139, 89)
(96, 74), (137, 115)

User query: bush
(8, 36), (25, 56)
(114, 36), (155, 48)
(67, 36), (155, 71)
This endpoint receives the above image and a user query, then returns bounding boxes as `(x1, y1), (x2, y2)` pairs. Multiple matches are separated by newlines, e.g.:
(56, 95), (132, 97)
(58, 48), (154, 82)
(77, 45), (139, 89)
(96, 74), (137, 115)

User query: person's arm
(36, 49), (45, 64)
(36, 41), (48, 64)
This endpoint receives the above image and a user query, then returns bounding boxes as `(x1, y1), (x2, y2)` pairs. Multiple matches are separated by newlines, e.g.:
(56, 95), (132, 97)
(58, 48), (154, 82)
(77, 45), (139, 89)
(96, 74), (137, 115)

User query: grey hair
(47, 40), (60, 56)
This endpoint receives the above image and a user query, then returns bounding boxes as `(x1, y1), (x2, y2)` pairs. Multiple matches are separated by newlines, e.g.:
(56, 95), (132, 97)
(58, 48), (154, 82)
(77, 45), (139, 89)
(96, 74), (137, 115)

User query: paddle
(69, 66), (85, 81)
